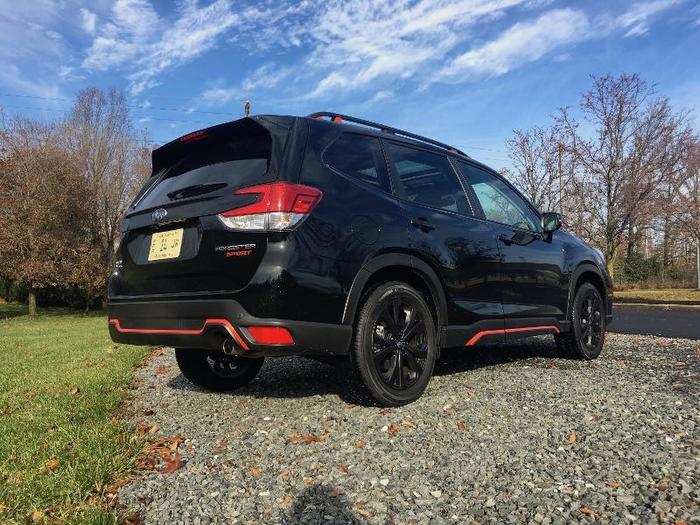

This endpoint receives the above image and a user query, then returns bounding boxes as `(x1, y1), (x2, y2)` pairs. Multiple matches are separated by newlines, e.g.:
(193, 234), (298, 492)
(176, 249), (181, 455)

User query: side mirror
(541, 212), (562, 233)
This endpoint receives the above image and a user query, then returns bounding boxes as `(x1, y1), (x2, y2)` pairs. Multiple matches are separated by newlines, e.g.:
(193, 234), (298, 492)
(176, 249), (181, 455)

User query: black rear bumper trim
(107, 298), (352, 356)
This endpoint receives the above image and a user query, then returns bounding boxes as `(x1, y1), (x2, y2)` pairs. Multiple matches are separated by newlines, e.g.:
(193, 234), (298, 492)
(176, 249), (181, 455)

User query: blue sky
(1, 0), (698, 169)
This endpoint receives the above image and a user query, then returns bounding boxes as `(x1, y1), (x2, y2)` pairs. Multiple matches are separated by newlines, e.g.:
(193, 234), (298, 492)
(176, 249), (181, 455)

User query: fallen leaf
(606, 480), (622, 489)
(656, 479), (670, 491)
(161, 452), (182, 474)
(456, 421), (467, 431)
(143, 409), (155, 416)
(154, 365), (170, 375)
(44, 458), (60, 472)
(338, 463), (349, 474)
(579, 505), (595, 517)
(211, 439), (228, 455)
(378, 409), (392, 416)
(69, 387), (79, 396)
(387, 423), (399, 436)
(30, 510), (44, 522)
(279, 468), (291, 479)
(331, 487), (342, 497)
(249, 467), (262, 478)
(280, 495), (294, 508)
(355, 440), (366, 449)
(287, 433), (325, 445)
(303, 477), (314, 486)
(567, 431), (577, 444)
(122, 511), (144, 525)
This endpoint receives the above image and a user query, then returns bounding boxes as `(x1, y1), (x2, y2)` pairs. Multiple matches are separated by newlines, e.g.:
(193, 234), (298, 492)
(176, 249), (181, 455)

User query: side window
(457, 162), (540, 232)
(323, 133), (386, 187)
(385, 142), (470, 214)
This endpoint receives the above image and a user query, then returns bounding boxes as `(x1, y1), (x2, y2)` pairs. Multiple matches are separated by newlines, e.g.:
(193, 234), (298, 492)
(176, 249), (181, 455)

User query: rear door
(383, 141), (504, 344)
(114, 117), (290, 297)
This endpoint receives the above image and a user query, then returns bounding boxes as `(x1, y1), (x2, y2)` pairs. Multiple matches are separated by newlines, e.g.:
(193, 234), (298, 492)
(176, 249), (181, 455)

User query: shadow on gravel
(284, 484), (361, 524)
(166, 339), (569, 405)
(434, 339), (560, 376)
(167, 357), (357, 402)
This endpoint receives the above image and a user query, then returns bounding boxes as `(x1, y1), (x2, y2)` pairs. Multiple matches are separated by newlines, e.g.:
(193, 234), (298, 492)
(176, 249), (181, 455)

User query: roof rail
(308, 112), (469, 158)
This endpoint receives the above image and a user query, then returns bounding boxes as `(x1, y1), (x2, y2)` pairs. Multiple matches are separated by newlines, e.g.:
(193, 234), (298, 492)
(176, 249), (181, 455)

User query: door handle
(498, 233), (513, 245)
(410, 217), (435, 233)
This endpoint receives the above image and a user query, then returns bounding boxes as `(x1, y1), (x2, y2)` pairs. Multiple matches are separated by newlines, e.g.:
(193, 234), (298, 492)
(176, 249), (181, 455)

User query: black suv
(108, 112), (613, 406)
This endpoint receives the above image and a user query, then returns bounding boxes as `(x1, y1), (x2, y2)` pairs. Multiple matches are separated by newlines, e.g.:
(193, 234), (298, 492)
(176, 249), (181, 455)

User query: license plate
(148, 228), (184, 261)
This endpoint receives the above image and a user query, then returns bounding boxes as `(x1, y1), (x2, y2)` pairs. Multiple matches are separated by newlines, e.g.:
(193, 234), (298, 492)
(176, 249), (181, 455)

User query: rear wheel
(555, 282), (606, 359)
(348, 282), (438, 406)
(175, 349), (264, 391)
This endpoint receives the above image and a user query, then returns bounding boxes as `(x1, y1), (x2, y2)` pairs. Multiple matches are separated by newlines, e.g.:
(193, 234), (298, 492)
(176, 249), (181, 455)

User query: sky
(1, 0), (699, 169)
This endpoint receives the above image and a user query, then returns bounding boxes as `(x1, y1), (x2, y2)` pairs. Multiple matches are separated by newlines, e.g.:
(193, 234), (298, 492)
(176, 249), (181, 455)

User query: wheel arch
(341, 253), (448, 329)
(567, 263), (609, 321)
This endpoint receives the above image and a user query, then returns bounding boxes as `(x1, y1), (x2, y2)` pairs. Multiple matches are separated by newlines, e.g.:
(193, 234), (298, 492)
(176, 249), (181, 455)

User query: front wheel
(175, 349), (264, 391)
(555, 282), (606, 359)
(348, 282), (438, 406)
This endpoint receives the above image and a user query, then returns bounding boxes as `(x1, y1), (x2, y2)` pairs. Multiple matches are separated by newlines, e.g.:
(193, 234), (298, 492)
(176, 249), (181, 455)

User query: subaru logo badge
(152, 208), (167, 222)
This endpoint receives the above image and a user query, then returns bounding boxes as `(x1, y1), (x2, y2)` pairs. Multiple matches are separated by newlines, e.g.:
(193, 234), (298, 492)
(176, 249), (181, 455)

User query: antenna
(244, 100), (251, 117)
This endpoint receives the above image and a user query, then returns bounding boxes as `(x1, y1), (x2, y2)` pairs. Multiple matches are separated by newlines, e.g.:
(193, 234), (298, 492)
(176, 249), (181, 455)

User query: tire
(175, 348), (264, 392)
(555, 282), (606, 360)
(347, 282), (438, 406)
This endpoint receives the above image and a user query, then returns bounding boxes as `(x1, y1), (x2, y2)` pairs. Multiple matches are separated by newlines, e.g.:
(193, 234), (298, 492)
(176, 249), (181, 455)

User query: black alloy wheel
(555, 282), (606, 359)
(371, 293), (429, 389)
(348, 282), (438, 406)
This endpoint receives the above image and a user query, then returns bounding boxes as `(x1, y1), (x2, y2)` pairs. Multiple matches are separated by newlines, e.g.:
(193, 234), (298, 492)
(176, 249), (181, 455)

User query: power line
(0, 91), (237, 117)
(0, 103), (223, 126)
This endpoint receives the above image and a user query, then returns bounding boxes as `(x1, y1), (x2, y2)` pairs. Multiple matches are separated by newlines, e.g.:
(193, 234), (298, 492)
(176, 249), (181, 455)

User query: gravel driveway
(118, 334), (699, 524)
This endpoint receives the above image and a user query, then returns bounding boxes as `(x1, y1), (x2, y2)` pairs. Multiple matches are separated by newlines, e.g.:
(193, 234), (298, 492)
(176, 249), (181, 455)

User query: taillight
(218, 182), (322, 231)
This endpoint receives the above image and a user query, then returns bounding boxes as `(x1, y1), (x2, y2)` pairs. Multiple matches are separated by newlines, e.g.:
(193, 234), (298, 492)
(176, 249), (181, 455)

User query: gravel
(118, 333), (699, 524)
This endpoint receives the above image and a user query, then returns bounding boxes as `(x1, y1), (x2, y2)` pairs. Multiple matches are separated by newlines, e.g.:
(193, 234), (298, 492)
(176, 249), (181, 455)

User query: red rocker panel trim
(465, 325), (560, 346)
(108, 317), (250, 351)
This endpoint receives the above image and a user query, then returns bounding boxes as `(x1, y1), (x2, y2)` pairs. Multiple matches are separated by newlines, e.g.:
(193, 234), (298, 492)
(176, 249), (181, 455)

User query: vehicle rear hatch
(115, 116), (297, 297)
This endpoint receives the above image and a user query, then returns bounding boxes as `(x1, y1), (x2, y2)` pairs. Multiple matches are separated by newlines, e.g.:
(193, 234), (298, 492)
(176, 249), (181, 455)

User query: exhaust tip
(222, 338), (241, 355)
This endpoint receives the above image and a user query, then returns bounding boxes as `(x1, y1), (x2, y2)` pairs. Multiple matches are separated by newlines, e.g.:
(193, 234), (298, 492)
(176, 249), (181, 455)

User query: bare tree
(557, 73), (694, 275)
(504, 125), (571, 213)
(64, 88), (151, 303)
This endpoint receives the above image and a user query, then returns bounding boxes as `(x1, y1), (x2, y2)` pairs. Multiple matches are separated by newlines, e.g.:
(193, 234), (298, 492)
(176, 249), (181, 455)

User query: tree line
(1, 75), (697, 316)
(503, 73), (698, 287)
(0, 88), (151, 315)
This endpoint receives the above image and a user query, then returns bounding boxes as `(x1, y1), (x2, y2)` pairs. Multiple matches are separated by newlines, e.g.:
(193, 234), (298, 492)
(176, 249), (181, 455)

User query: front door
(455, 161), (568, 340)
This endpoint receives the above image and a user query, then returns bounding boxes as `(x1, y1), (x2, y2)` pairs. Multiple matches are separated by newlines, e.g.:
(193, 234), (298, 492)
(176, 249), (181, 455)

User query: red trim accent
(465, 325), (560, 346)
(108, 317), (250, 351)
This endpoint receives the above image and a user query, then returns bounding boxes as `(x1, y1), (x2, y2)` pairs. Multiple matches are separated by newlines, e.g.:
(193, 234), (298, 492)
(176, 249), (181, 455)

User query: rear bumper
(107, 298), (352, 357)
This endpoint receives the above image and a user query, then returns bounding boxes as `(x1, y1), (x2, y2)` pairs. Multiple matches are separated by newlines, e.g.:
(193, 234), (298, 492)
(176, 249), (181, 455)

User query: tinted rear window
(132, 128), (272, 211)
(323, 133), (387, 188)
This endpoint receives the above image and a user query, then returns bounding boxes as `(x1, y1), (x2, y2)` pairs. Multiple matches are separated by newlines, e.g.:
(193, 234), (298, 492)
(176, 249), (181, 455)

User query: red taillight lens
(218, 182), (322, 231)
(246, 326), (295, 345)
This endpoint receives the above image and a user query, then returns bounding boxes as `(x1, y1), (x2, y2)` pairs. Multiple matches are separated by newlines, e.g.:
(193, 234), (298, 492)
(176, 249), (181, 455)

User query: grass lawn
(614, 288), (700, 305)
(0, 304), (150, 524)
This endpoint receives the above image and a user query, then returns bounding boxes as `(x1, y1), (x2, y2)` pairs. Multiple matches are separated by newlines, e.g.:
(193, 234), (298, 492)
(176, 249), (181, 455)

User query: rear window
(132, 128), (272, 211)
(323, 133), (387, 188)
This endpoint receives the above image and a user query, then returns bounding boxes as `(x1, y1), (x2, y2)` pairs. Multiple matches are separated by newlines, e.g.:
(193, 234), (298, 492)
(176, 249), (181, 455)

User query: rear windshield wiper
(167, 182), (228, 201)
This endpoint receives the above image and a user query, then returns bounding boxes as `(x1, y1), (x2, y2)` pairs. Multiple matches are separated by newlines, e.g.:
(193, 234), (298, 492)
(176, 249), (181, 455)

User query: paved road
(609, 304), (699, 339)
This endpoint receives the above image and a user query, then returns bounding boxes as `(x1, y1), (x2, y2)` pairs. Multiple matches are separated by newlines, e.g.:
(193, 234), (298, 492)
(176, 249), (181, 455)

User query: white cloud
(83, 0), (239, 93)
(80, 8), (97, 34)
(369, 90), (394, 104)
(616, 0), (679, 37)
(439, 8), (590, 79)
(202, 86), (239, 105)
